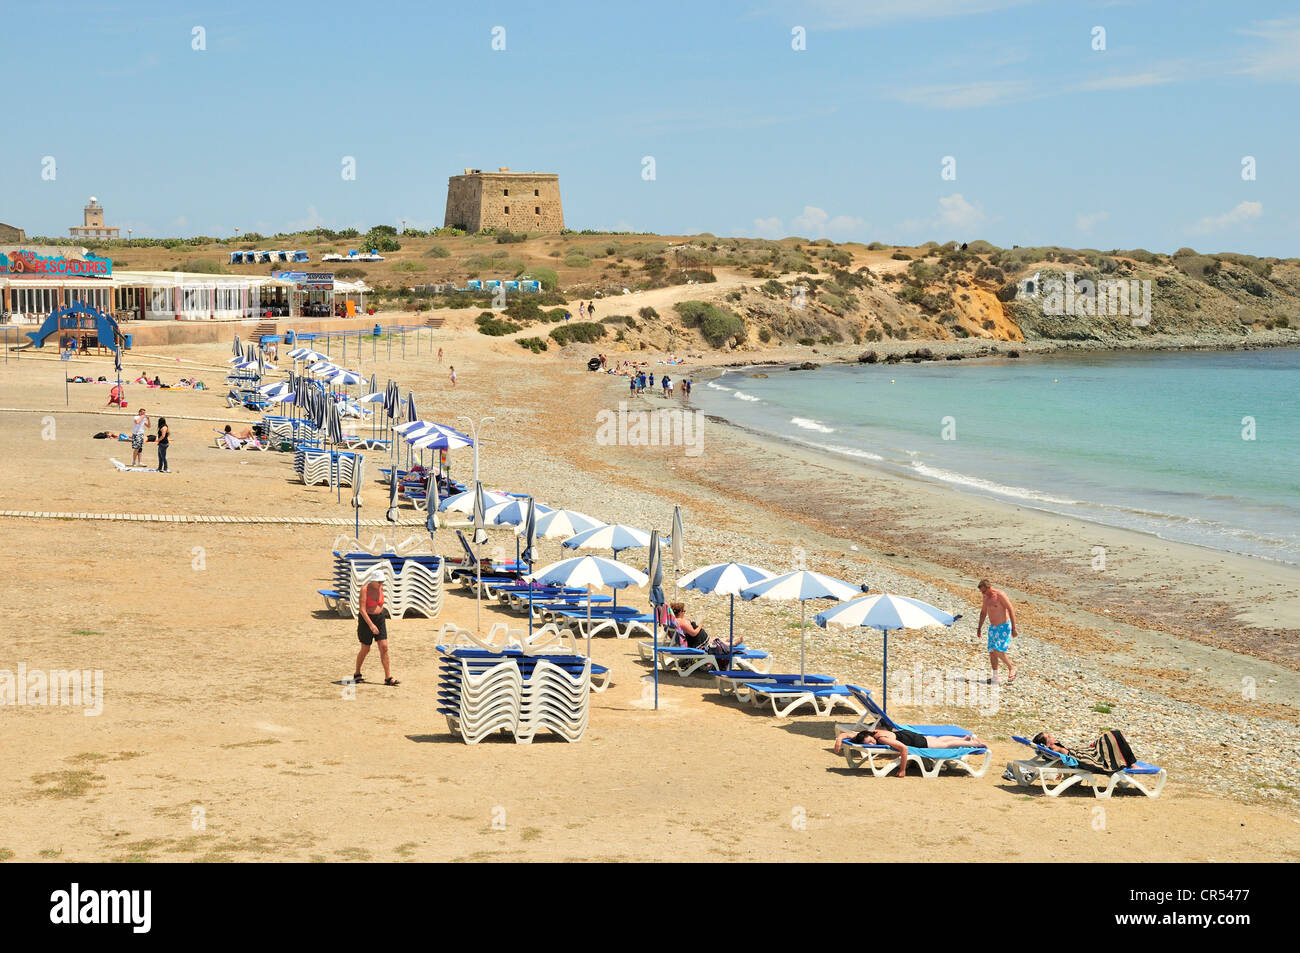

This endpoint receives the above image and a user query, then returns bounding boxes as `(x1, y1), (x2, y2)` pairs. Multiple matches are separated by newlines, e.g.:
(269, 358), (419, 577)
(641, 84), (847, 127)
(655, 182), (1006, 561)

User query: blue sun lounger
(833, 686), (991, 777)
(1006, 736), (1167, 798)
(740, 681), (866, 718)
(637, 644), (771, 677)
(713, 670), (834, 696)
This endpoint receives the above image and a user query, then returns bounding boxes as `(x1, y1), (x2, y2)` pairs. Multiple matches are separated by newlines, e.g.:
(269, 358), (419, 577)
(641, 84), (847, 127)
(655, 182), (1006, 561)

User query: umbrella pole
(586, 586), (592, 659)
(883, 631), (889, 716)
(653, 613), (659, 710)
(476, 557), (482, 636)
(800, 601), (806, 684)
(728, 593), (735, 656)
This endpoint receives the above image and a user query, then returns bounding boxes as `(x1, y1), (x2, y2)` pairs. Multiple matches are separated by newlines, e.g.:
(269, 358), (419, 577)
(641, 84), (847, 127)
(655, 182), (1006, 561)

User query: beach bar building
(2, 249), (367, 324)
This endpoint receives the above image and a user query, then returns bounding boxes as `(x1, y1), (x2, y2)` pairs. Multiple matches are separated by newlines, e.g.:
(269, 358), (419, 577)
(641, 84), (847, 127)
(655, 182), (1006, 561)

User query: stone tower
(69, 197), (120, 240)
(444, 167), (564, 233)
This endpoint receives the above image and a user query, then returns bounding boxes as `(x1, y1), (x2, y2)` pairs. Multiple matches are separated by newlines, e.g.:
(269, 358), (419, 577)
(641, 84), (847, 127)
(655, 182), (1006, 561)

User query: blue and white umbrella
(439, 487), (513, 515)
(741, 570), (863, 682)
(408, 425), (474, 452)
(561, 524), (667, 558)
(526, 509), (605, 541)
(327, 368), (363, 386)
(525, 555), (648, 657)
(678, 561), (775, 654)
(486, 498), (554, 526)
(815, 594), (958, 715)
(471, 481), (490, 546)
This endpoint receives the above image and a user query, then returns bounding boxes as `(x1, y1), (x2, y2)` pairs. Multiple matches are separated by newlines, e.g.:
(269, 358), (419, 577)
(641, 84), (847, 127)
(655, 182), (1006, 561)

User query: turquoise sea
(695, 349), (1300, 564)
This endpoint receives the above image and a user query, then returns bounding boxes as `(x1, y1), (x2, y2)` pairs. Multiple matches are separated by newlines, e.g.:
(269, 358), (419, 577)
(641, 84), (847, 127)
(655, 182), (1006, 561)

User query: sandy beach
(0, 315), (1296, 864)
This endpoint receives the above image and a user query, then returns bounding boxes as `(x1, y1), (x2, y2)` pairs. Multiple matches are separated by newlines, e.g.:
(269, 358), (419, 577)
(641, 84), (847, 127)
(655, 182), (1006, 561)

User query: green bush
(758, 327), (772, 343)
(673, 300), (745, 347)
(475, 312), (521, 336)
(504, 298), (544, 323)
(891, 252), (911, 261)
(335, 266), (368, 279)
(495, 230), (528, 244)
(178, 258), (225, 274)
(564, 254), (592, 268)
(521, 266), (558, 291)
(393, 261), (426, 273)
(549, 322), (607, 346)
(638, 306), (659, 320)
(517, 336), (548, 353)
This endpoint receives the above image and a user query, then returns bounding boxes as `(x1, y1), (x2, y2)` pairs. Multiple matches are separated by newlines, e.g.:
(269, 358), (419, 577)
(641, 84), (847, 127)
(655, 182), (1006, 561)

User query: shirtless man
(976, 578), (1018, 683)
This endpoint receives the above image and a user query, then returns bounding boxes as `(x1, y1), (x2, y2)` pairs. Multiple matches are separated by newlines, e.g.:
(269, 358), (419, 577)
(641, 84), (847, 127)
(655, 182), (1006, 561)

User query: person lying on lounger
(834, 727), (988, 777)
(1031, 730), (1137, 772)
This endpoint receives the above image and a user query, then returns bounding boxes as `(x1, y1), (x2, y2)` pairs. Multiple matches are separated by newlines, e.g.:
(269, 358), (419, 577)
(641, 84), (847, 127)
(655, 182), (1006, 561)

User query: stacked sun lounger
(295, 448), (360, 486)
(437, 648), (591, 744)
(318, 553), (444, 618)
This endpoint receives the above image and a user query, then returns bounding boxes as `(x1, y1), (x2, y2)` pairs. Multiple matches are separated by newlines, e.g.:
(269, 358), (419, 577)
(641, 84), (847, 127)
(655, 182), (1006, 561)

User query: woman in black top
(156, 417), (171, 473)
(834, 726), (987, 777)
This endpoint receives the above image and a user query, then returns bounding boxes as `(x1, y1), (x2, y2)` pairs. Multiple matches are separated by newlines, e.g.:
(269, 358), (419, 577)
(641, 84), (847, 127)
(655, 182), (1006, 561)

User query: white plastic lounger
(841, 739), (992, 778)
(1006, 736), (1167, 798)
(744, 682), (865, 718)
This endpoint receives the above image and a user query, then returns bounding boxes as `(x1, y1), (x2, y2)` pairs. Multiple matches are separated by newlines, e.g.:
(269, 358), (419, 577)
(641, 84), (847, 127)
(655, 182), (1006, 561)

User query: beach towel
(1070, 730), (1137, 773)
(111, 458), (157, 472)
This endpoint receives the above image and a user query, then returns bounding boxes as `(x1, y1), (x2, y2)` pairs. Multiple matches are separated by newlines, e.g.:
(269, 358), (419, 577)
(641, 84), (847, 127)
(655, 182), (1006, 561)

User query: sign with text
(0, 249), (112, 277)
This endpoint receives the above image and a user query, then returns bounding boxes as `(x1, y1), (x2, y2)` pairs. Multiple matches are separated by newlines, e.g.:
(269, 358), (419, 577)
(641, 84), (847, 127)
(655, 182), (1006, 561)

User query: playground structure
(22, 302), (124, 355)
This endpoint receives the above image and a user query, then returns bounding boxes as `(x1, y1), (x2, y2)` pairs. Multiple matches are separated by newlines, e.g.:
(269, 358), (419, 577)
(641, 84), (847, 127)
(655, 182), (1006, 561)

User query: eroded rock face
(858, 350), (879, 364)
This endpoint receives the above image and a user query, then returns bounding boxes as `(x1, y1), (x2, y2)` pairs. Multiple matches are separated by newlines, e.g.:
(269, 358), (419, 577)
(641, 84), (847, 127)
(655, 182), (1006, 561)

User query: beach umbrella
(520, 496), (539, 638)
(740, 570), (862, 683)
(470, 481), (491, 633)
(679, 561), (775, 655)
(439, 488), (513, 515)
(351, 454), (365, 538)
(385, 469), (400, 522)
(561, 524), (665, 557)
(646, 530), (666, 709)
(524, 555), (648, 657)
(232, 334), (241, 358)
(671, 504), (685, 572)
(526, 509), (606, 541)
(815, 594), (957, 715)
(424, 469), (439, 540)
(328, 369), (363, 386)
(408, 425), (474, 451)
(406, 391), (417, 423)
(485, 498), (554, 527)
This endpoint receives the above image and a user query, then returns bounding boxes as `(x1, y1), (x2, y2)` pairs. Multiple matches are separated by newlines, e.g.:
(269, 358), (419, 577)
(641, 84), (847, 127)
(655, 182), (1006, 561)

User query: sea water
(695, 349), (1300, 564)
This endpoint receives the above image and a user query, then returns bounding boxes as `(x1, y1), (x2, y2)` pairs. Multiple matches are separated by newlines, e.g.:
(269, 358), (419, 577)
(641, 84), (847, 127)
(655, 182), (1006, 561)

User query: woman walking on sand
(449, 365), (457, 387)
(353, 578), (398, 686)
(438, 347), (444, 364)
(156, 417), (171, 473)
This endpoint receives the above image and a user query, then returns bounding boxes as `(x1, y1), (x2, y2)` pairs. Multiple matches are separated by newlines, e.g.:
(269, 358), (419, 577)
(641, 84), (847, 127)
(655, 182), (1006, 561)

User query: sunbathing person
(1031, 730), (1137, 772)
(834, 727), (988, 776)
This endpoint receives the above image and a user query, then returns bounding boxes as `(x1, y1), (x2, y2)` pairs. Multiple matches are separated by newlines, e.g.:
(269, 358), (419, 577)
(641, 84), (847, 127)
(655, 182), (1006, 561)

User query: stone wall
(444, 173), (564, 233)
(0, 223), (25, 243)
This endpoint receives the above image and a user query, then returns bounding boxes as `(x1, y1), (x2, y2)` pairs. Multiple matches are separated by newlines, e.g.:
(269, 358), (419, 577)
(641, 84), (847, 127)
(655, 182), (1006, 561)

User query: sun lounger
(713, 670), (834, 696)
(831, 686), (990, 777)
(1005, 736), (1166, 798)
(741, 681), (866, 718)
(636, 644), (771, 677)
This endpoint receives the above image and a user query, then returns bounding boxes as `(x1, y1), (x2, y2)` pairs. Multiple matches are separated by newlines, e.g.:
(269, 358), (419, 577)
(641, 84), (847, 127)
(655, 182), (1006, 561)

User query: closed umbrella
(740, 570), (862, 683)
(351, 454), (365, 538)
(424, 469), (439, 541)
(524, 555), (648, 657)
(646, 530), (666, 709)
(814, 594), (958, 715)
(471, 480), (489, 634)
(671, 504), (685, 574)
(385, 469), (400, 523)
(520, 496), (540, 638)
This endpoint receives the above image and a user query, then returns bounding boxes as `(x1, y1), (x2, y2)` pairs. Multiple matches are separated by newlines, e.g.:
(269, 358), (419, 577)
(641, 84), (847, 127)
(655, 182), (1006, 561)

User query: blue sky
(4, 0), (1296, 255)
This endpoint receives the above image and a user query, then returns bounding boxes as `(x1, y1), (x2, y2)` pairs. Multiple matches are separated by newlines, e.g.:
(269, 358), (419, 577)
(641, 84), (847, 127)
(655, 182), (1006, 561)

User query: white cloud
(1190, 201), (1263, 235)
(751, 216), (785, 239)
(1075, 210), (1109, 233)
(1237, 18), (1300, 83)
(798, 0), (1037, 28)
(286, 206), (326, 232)
(1076, 71), (1176, 91)
(791, 206), (867, 239)
(892, 79), (1033, 109)
(937, 193), (984, 230)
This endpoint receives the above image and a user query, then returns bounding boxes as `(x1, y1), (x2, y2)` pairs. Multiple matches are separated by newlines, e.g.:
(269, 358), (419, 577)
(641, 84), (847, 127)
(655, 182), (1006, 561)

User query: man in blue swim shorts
(977, 578), (1018, 684)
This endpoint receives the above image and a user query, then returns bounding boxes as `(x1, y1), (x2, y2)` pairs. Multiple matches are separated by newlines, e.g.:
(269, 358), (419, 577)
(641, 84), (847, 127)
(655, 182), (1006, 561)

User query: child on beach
(449, 365), (457, 387)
